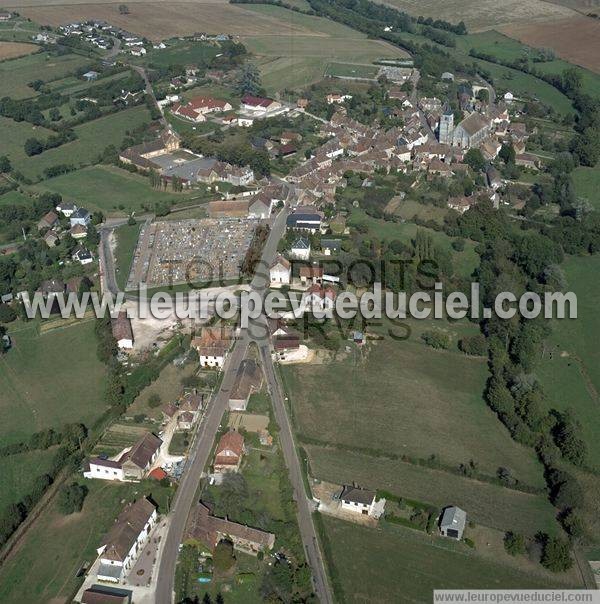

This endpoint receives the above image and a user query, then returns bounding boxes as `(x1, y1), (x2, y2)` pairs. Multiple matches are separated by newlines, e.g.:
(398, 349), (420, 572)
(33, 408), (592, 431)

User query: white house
(57, 201), (78, 217)
(84, 457), (124, 481)
(70, 208), (92, 227)
(240, 94), (282, 116)
(339, 485), (378, 516)
(290, 237), (311, 261)
(270, 255), (291, 285)
(72, 246), (93, 265)
(192, 326), (234, 369)
(439, 505), (467, 540)
(97, 498), (157, 583)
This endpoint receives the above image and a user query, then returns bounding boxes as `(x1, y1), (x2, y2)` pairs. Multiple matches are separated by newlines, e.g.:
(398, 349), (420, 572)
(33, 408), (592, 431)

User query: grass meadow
(306, 445), (557, 535)
(535, 255), (600, 464)
(282, 323), (546, 488)
(36, 165), (184, 215)
(0, 116), (54, 165)
(114, 221), (142, 290)
(239, 4), (408, 92)
(0, 320), (108, 445)
(0, 51), (89, 99)
(12, 106), (152, 181)
(348, 209), (480, 278)
(0, 479), (174, 604)
(572, 167), (600, 211)
(318, 516), (579, 604)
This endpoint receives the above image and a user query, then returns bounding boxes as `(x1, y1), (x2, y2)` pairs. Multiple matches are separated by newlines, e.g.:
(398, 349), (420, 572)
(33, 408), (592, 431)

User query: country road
(154, 206), (333, 603)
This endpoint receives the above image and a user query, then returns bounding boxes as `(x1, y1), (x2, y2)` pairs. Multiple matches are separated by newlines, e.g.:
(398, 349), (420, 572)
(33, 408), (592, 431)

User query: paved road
(253, 336), (333, 604)
(155, 208), (333, 603)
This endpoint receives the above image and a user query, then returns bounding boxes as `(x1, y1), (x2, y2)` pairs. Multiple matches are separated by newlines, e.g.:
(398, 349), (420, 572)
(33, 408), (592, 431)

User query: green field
(0, 321), (108, 445)
(12, 106), (153, 181)
(283, 324), (546, 488)
(0, 51), (90, 99)
(572, 167), (600, 211)
(535, 254), (600, 466)
(239, 4), (408, 92)
(324, 62), (379, 79)
(0, 189), (34, 206)
(37, 165), (183, 214)
(134, 38), (219, 69)
(0, 479), (173, 604)
(0, 116), (55, 166)
(394, 198), (453, 225)
(397, 30), (574, 115)
(45, 70), (130, 97)
(0, 448), (58, 511)
(319, 516), (578, 603)
(306, 445), (558, 535)
(456, 31), (600, 99)
(348, 209), (480, 278)
(114, 221), (143, 290)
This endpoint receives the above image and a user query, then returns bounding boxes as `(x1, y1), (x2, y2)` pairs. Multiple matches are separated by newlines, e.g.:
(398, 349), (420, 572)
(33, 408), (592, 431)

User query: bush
(148, 393), (162, 408)
(0, 304), (17, 323)
(541, 537), (573, 572)
(57, 482), (88, 515)
(421, 330), (451, 350)
(458, 334), (487, 356)
(504, 531), (526, 556)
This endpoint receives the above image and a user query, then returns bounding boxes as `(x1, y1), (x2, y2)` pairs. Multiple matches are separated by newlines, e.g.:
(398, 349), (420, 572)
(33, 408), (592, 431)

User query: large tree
(235, 63), (262, 96)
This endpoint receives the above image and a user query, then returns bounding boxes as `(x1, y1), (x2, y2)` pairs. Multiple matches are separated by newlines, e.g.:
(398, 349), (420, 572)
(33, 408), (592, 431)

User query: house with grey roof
(439, 505), (467, 540)
(338, 484), (386, 519)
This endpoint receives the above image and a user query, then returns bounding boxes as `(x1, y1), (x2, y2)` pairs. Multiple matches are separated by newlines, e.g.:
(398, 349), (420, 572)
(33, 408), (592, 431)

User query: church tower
(438, 103), (454, 145)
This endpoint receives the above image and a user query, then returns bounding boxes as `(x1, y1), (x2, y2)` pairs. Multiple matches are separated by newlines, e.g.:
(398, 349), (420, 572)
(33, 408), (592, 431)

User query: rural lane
(155, 207), (333, 604)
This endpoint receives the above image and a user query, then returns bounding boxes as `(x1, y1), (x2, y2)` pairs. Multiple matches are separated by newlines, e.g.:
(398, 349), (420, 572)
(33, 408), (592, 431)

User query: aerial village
(0, 4), (591, 602)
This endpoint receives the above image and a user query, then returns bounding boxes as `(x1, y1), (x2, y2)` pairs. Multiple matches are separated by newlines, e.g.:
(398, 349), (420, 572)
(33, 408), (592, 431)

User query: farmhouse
(303, 284), (336, 312)
(70, 224), (88, 240)
(270, 255), (291, 285)
(186, 502), (275, 555)
(321, 239), (341, 255)
(43, 230), (60, 248)
(172, 96), (232, 122)
(299, 265), (323, 285)
(120, 432), (162, 479)
(111, 311), (133, 350)
(96, 497), (157, 583)
(228, 359), (263, 411)
(192, 326), (234, 368)
(57, 201), (78, 217)
(214, 430), (245, 473)
(439, 505), (467, 540)
(37, 211), (59, 231)
(515, 153), (539, 170)
(84, 457), (124, 482)
(80, 585), (133, 603)
(240, 94), (282, 116)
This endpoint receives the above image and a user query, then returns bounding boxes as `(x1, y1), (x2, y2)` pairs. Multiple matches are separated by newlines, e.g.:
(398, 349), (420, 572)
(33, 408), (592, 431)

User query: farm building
(439, 506), (467, 540)
(96, 498), (157, 583)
